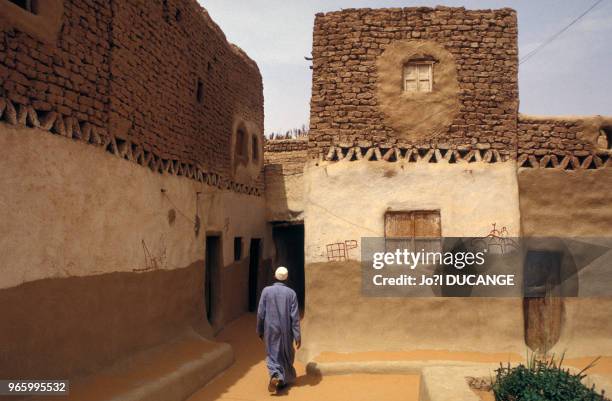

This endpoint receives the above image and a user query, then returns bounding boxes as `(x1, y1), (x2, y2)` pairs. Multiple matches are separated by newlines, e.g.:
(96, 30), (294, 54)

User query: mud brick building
(264, 7), (612, 362)
(0, 0), (269, 389)
(1, 1), (612, 397)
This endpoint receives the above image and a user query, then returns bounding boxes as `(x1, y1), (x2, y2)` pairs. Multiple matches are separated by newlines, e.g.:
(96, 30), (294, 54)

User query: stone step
(26, 329), (233, 401)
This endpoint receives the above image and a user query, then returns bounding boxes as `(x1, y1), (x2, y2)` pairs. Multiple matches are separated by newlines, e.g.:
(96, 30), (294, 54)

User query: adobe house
(1, 0), (612, 397)
(264, 6), (612, 362)
(0, 0), (273, 393)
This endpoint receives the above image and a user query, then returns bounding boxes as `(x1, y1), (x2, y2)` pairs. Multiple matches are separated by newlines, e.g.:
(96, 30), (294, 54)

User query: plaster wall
(303, 160), (521, 263)
(0, 124), (268, 289)
(518, 168), (612, 237)
(300, 260), (525, 362)
(516, 167), (612, 357)
(300, 160), (522, 358)
(0, 124), (270, 379)
(264, 149), (307, 222)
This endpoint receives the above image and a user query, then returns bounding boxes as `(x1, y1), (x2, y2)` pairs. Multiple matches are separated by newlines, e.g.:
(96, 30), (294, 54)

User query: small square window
(403, 62), (432, 93)
(234, 237), (242, 261)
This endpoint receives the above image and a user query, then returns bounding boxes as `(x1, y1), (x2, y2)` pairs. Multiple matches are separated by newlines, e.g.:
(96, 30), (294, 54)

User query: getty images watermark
(361, 237), (612, 297)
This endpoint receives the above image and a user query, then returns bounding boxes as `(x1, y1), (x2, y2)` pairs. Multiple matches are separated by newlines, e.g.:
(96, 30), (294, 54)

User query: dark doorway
(248, 239), (261, 312)
(272, 224), (305, 311)
(523, 250), (563, 353)
(205, 235), (221, 325)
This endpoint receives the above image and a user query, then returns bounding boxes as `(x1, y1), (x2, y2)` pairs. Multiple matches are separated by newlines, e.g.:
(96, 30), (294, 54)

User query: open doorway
(248, 238), (261, 312)
(205, 235), (222, 326)
(272, 223), (305, 312)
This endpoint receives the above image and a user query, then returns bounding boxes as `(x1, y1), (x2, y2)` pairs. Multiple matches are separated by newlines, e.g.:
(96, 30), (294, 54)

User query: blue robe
(256, 282), (301, 384)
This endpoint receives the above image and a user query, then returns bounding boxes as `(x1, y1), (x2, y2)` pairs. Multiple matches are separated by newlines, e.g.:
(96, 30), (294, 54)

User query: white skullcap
(275, 266), (288, 281)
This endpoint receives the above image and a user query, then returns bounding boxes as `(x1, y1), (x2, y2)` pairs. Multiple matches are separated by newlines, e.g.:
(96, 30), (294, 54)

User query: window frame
(403, 61), (434, 93)
(384, 210), (442, 253)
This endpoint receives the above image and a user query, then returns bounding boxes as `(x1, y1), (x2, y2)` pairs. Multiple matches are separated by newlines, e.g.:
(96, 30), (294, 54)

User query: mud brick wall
(264, 138), (308, 176)
(0, 0), (112, 129)
(309, 6), (519, 158)
(109, 0), (263, 178)
(264, 138), (309, 153)
(264, 138), (308, 221)
(516, 115), (612, 170)
(518, 116), (596, 157)
(0, 0), (263, 191)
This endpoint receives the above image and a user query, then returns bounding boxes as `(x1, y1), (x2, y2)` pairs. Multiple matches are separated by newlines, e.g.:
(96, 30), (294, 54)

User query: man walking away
(256, 266), (301, 393)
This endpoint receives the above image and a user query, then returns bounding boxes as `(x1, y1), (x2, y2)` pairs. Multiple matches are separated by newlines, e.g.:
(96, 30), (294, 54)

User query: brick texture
(518, 117), (596, 157)
(0, 0), (263, 191)
(0, 1), (112, 128)
(264, 138), (308, 176)
(309, 6), (519, 158)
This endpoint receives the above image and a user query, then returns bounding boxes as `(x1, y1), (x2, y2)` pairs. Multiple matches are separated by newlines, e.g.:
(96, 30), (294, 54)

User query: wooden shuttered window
(385, 211), (441, 238)
(403, 62), (433, 93)
(385, 211), (441, 252)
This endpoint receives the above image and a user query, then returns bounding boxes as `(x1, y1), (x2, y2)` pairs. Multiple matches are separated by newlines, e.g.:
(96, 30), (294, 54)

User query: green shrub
(492, 353), (608, 401)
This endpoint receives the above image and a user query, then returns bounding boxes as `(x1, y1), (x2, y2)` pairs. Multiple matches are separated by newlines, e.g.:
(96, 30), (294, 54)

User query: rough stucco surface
(303, 160), (521, 263)
(518, 169), (612, 236)
(310, 7), (518, 158)
(375, 40), (460, 140)
(300, 158), (522, 358)
(517, 168), (612, 358)
(0, 262), (205, 380)
(300, 261), (612, 361)
(0, 125), (267, 289)
(299, 260), (525, 362)
(264, 138), (308, 222)
(0, 124), (271, 379)
(554, 298), (612, 357)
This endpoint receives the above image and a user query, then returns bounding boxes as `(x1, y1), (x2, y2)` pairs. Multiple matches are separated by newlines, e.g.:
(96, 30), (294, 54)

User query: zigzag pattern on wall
(0, 97), (262, 196)
(323, 145), (510, 163)
(320, 145), (611, 170)
(517, 152), (611, 171)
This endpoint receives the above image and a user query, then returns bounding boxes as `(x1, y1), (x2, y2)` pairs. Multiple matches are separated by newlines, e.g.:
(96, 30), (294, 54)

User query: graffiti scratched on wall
(326, 240), (358, 261)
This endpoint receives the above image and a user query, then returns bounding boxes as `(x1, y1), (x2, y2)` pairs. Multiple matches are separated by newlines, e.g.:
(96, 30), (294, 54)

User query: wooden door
(523, 251), (563, 353)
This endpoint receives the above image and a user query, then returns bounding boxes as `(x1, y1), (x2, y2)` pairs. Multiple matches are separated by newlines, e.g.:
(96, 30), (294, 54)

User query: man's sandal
(268, 376), (280, 393)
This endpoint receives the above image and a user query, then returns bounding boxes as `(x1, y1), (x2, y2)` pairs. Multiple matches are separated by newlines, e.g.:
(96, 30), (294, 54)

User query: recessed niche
(196, 79), (204, 103)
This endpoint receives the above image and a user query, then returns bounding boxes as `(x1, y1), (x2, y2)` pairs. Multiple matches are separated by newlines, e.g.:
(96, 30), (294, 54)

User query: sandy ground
(186, 314), (420, 401)
(188, 313), (612, 401)
(29, 312), (612, 401)
(29, 331), (222, 401)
